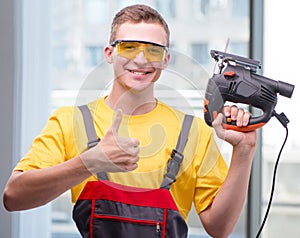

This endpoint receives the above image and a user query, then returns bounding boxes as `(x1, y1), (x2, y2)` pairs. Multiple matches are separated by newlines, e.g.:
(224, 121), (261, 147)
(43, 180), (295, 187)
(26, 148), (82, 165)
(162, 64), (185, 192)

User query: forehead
(115, 22), (168, 46)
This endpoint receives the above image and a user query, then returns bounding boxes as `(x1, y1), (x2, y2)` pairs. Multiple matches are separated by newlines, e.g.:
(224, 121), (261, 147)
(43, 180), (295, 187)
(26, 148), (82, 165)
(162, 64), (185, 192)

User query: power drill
(204, 50), (295, 131)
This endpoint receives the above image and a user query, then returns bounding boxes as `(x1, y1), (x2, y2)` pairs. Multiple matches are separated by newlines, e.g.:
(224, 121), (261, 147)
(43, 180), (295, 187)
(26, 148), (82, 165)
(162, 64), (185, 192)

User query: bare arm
(199, 108), (257, 238)
(3, 110), (139, 211)
(3, 156), (91, 211)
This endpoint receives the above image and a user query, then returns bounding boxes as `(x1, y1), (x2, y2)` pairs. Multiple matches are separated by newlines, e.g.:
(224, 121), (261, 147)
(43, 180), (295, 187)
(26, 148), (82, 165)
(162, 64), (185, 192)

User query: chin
(127, 81), (154, 92)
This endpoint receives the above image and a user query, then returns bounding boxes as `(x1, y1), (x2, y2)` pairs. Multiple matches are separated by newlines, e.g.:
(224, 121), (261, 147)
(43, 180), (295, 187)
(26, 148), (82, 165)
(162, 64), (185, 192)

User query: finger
(236, 108), (245, 126)
(123, 161), (139, 172)
(128, 137), (140, 147)
(111, 109), (123, 135)
(223, 106), (231, 117)
(243, 111), (251, 126)
(230, 105), (239, 120)
(123, 154), (140, 171)
(117, 136), (139, 147)
(117, 137), (140, 155)
(127, 145), (140, 156)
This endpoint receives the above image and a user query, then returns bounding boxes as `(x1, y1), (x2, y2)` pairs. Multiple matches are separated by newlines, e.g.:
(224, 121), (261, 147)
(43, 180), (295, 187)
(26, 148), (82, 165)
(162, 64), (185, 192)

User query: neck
(105, 87), (157, 115)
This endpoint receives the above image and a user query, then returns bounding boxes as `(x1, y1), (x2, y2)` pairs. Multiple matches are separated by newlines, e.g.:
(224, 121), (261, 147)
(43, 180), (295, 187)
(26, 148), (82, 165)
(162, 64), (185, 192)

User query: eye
(147, 46), (163, 55)
(122, 43), (138, 51)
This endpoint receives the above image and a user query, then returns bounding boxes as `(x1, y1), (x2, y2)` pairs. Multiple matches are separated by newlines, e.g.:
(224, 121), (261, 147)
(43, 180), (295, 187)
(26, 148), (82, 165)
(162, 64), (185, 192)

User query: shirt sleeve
(14, 107), (72, 171)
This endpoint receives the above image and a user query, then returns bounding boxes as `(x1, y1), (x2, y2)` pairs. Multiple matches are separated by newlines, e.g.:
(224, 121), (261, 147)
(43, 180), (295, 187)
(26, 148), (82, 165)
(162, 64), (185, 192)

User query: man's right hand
(79, 109), (140, 175)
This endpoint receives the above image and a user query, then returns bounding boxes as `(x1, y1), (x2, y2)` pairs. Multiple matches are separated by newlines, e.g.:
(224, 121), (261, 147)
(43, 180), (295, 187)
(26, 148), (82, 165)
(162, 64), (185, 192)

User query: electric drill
(204, 50), (295, 132)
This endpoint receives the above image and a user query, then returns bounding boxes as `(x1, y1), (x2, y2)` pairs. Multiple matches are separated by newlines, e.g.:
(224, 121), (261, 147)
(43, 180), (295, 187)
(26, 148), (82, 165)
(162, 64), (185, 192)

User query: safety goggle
(110, 40), (168, 62)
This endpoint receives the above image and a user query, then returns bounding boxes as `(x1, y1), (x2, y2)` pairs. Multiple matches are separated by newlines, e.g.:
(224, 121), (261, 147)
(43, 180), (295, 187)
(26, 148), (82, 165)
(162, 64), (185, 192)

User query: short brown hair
(109, 4), (170, 46)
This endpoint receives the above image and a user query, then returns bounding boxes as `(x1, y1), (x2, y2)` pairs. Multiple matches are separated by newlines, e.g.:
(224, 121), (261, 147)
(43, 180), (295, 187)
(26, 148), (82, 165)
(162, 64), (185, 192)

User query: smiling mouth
(129, 70), (152, 75)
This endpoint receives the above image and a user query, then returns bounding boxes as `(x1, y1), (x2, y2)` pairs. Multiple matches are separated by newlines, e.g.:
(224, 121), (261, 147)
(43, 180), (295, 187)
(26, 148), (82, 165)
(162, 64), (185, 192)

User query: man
(3, 4), (257, 237)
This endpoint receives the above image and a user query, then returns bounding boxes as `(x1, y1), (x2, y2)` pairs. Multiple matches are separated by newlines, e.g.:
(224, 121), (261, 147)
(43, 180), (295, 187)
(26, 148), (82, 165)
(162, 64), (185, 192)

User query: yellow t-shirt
(14, 97), (228, 220)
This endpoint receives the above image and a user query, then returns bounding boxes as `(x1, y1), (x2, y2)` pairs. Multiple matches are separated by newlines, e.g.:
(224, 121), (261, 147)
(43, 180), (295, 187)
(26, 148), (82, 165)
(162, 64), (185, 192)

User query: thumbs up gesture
(79, 109), (140, 175)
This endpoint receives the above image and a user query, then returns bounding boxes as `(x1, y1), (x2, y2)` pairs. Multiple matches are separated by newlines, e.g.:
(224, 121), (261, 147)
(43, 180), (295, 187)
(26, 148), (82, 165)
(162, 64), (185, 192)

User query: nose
(133, 50), (148, 64)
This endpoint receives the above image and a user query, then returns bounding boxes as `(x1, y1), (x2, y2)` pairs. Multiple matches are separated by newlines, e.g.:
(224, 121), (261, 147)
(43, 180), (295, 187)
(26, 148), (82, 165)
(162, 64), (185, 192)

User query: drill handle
(204, 104), (271, 132)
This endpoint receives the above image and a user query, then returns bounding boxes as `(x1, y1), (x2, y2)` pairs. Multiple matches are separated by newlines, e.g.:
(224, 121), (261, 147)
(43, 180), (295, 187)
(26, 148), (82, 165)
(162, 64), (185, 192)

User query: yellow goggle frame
(111, 40), (168, 62)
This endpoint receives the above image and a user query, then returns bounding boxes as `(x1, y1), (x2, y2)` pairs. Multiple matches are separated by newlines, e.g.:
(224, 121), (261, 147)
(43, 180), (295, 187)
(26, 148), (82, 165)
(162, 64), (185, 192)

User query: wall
(0, 0), (22, 237)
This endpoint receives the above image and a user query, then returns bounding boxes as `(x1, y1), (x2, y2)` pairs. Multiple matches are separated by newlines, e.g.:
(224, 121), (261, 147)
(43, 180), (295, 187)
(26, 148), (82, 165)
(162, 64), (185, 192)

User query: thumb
(111, 109), (123, 135)
(212, 113), (226, 139)
(212, 112), (223, 128)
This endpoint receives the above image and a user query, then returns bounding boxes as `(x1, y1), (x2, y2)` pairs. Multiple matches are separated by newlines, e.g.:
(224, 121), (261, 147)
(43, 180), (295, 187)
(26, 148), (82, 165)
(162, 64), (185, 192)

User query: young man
(3, 4), (257, 237)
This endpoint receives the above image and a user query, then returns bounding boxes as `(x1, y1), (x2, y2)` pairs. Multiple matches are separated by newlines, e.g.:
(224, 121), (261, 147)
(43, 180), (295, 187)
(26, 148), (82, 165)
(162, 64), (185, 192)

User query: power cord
(255, 111), (290, 238)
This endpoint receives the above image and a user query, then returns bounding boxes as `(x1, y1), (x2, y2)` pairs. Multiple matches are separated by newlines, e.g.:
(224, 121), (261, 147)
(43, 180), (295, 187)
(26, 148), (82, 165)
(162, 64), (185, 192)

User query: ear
(104, 45), (114, 64)
(162, 52), (171, 69)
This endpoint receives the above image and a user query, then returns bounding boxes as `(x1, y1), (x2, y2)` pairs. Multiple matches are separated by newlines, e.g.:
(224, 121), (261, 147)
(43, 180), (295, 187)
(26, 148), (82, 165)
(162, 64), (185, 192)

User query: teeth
(131, 70), (148, 75)
(134, 72), (146, 75)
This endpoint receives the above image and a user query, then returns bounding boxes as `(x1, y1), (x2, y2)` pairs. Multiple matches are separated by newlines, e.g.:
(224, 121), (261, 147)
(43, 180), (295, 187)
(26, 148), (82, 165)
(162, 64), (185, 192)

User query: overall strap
(78, 105), (100, 148)
(79, 104), (194, 185)
(160, 114), (194, 190)
(78, 105), (108, 180)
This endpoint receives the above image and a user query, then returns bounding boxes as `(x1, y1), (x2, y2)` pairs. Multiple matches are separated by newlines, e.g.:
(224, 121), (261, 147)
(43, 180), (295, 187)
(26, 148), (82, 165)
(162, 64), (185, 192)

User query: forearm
(199, 144), (255, 237)
(4, 116), (140, 212)
(3, 156), (91, 211)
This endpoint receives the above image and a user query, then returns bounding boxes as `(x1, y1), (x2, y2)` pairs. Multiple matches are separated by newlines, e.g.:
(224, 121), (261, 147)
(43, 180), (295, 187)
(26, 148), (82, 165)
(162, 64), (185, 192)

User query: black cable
(255, 111), (289, 238)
